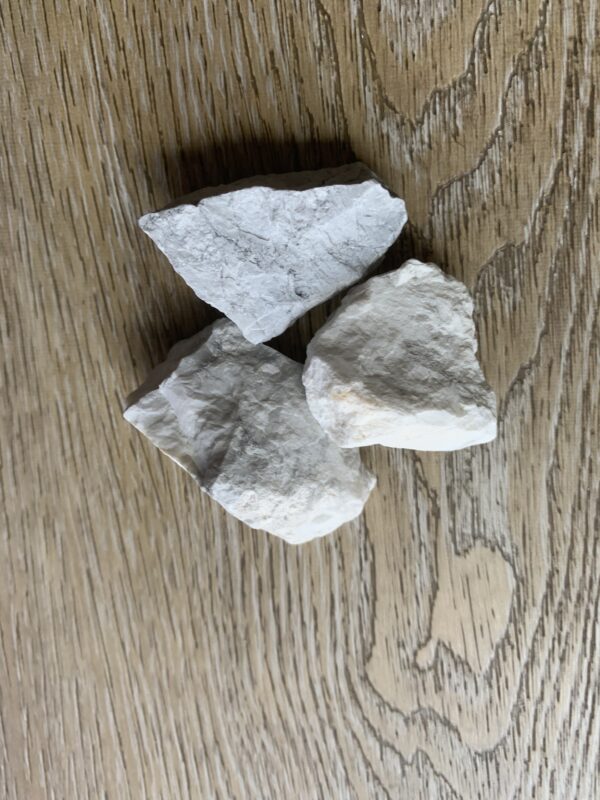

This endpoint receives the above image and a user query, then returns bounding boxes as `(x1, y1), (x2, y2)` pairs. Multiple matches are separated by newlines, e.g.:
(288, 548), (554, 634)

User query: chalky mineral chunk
(124, 319), (375, 543)
(139, 163), (406, 343)
(303, 259), (497, 451)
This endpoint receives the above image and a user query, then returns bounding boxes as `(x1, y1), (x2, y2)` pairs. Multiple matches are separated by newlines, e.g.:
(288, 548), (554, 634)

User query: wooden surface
(2, 1), (599, 797)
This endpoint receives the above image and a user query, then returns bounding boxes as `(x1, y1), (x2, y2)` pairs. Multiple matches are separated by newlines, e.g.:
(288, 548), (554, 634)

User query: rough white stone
(303, 259), (497, 451)
(124, 319), (375, 543)
(139, 163), (406, 344)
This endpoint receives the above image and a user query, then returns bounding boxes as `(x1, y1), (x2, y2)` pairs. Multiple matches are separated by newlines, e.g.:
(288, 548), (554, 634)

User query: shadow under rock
(146, 137), (357, 210)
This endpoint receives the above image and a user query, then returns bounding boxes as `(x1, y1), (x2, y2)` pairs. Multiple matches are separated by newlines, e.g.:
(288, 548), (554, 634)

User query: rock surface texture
(139, 163), (406, 344)
(124, 319), (375, 543)
(303, 259), (497, 451)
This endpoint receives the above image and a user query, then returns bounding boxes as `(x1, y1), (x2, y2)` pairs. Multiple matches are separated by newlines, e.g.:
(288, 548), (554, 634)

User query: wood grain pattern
(1, 1), (599, 797)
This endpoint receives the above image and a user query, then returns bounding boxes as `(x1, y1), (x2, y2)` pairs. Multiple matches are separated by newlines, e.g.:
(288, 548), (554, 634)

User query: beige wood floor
(2, 1), (599, 797)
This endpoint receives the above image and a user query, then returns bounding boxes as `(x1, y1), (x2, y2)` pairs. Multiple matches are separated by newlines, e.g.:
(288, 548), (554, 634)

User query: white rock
(124, 319), (375, 543)
(302, 259), (497, 451)
(139, 163), (406, 344)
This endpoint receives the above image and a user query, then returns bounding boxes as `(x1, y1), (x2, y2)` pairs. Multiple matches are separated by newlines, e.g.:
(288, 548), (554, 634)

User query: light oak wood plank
(1, 1), (598, 797)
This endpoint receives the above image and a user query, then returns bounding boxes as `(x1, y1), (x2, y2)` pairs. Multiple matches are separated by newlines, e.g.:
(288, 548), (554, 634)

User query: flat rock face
(124, 319), (375, 543)
(303, 260), (497, 451)
(139, 163), (406, 344)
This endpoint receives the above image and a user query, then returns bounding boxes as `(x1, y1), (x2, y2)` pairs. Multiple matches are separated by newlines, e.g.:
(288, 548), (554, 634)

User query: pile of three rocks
(125, 163), (496, 544)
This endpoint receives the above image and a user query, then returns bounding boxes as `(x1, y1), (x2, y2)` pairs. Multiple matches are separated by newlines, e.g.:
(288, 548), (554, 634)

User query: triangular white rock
(139, 163), (406, 343)
(124, 319), (375, 543)
(303, 260), (497, 451)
